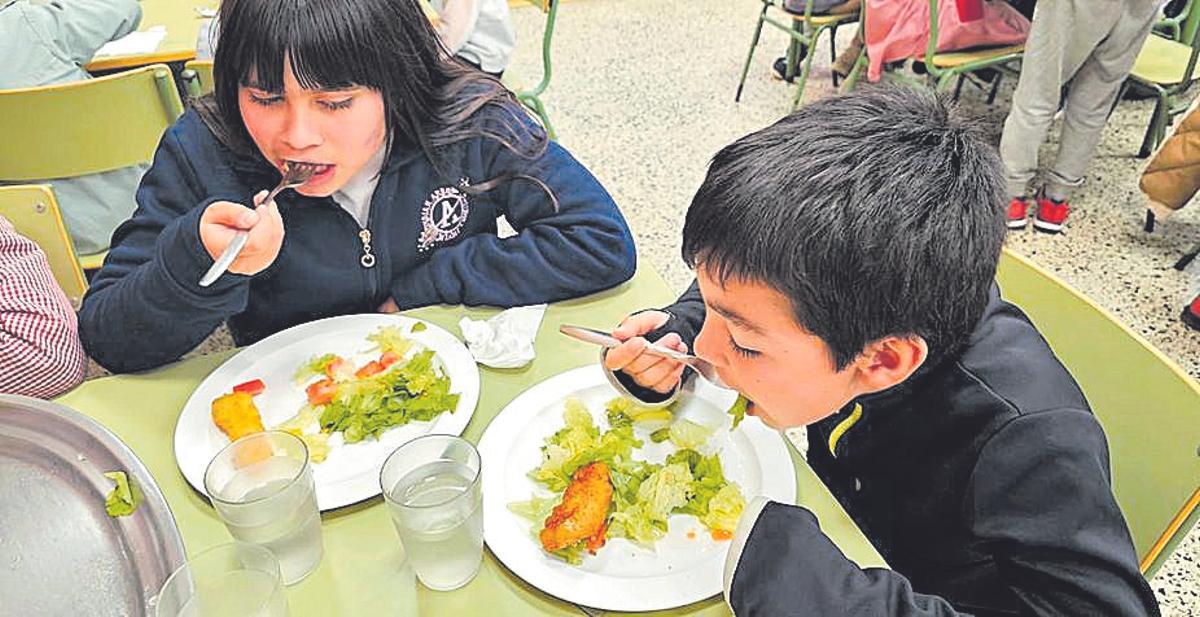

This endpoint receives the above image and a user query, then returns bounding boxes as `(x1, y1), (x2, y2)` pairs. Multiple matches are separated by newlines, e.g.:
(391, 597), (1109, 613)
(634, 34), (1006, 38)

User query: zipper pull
(358, 229), (376, 268)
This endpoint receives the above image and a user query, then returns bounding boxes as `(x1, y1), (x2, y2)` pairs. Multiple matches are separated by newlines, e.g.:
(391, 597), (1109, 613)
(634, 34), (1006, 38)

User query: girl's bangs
(228, 0), (385, 93)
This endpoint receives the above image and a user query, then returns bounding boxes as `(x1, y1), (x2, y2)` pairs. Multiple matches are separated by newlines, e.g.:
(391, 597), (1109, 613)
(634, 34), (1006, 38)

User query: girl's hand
(199, 191), (284, 277)
(602, 310), (688, 394)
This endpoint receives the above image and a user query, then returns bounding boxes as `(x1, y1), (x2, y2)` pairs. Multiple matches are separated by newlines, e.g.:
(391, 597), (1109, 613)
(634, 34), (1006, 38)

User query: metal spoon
(558, 324), (728, 389)
(198, 162), (319, 287)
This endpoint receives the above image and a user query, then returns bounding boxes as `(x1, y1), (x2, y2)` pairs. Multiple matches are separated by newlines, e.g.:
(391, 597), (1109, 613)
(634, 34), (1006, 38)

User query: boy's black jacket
(656, 282), (1159, 616)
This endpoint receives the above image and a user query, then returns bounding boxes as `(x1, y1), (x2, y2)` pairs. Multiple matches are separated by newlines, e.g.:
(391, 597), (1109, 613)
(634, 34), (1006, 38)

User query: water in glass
(175, 570), (288, 617)
(389, 460), (483, 591)
(217, 456), (323, 584)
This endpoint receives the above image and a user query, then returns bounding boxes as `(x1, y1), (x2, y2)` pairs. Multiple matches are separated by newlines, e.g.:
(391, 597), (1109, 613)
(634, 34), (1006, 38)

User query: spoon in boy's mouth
(198, 162), (319, 287)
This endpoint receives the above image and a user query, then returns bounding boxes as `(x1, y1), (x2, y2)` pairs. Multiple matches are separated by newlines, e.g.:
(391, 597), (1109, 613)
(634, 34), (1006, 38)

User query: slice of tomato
(324, 356), (347, 379)
(231, 379), (266, 396)
(306, 378), (338, 406)
(355, 361), (385, 379)
(379, 351), (402, 368)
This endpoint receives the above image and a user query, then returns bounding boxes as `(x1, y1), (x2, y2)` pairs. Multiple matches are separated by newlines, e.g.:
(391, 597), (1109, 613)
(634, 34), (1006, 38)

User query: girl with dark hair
(78, 0), (636, 374)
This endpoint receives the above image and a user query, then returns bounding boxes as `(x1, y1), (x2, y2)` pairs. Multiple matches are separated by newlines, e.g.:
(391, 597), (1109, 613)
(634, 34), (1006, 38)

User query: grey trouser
(999, 0), (1161, 200)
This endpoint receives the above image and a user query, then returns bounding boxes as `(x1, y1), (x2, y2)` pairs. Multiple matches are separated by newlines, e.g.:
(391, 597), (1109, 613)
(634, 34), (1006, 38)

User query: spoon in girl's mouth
(198, 162), (318, 287)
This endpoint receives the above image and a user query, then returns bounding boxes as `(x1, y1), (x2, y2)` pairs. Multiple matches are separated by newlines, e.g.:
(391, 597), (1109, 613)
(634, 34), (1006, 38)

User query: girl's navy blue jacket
(80, 109), (636, 373)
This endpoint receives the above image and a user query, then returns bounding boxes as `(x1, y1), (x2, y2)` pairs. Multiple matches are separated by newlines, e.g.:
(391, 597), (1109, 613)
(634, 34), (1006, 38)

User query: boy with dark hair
(604, 87), (1158, 615)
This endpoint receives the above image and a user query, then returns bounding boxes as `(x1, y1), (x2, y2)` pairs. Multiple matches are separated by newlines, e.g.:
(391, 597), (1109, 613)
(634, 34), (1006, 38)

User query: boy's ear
(852, 335), (928, 395)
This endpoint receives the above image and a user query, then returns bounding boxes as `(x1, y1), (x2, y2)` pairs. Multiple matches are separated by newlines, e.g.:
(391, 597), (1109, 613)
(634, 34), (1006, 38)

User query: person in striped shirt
(0, 215), (87, 398)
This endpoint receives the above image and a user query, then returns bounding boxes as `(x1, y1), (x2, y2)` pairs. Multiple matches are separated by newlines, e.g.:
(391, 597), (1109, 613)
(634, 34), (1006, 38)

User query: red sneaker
(1034, 194), (1070, 233)
(1182, 294), (1200, 331)
(1007, 197), (1029, 230)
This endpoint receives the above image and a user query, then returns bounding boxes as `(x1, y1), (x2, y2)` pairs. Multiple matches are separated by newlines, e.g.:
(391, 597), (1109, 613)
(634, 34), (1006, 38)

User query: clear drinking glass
(204, 431), (323, 585)
(154, 542), (289, 617)
(380, 434), (484, 591)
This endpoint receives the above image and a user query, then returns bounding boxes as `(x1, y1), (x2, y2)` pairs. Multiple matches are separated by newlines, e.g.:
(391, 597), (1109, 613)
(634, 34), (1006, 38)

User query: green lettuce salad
(287, 326), (459, 445)
(510, 396), (746, 564)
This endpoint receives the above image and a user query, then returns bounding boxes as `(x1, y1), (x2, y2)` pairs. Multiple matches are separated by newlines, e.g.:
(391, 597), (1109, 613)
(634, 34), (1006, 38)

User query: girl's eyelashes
(731, 338), (761, 359)
(248, 92), (283, 106)
(320, 97), (354, 111)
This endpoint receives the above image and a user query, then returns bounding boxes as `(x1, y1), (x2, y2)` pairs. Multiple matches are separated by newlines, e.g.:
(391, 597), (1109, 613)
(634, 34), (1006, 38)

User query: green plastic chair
(0, 185), (89, 309)
(0, 64), (184, 270)
(1127, 28), (1200, 158)
(181, 59), (215, 99)
(1155, 0), (1195, 42)
(504, 0), (559, 140)
(842, 0), (1023, 100)
(735, 0), (860, 110)
(995, 249), (1200, 578)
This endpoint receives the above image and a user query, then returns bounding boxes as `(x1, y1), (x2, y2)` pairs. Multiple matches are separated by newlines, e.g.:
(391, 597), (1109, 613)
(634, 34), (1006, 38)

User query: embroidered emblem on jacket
(418, 179), (471, 252)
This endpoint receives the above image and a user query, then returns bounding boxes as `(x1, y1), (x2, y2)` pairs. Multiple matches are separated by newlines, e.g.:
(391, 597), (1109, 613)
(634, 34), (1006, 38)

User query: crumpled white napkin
(458, 304), (547, 368)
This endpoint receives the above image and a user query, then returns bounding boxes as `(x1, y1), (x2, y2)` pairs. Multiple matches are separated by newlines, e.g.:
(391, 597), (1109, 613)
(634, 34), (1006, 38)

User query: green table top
(57, 267), (885, 615)
(85, 0), (219, 72)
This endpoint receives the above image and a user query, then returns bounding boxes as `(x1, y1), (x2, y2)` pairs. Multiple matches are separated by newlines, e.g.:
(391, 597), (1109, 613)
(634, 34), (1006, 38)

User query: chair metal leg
(1109, 80), (1130, 120)
(987, 72), (1003, 105)
(785, 19), (807, 81)
(1138, 94), (1168, 158)
(935, 71), (957, 91)
(791, 26), (824, 109)
(1175, 241), (1200, 271)
(735, 6), (770, 102)
(953, 74), (966, 102)
(829, 23), (840, 87)
(1145, 209), (1156, 233)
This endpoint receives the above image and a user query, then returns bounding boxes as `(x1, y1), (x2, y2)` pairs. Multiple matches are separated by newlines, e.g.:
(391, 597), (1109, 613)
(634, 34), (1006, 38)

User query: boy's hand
(603, 311), (688, 394)
(199, 191), (284, 277)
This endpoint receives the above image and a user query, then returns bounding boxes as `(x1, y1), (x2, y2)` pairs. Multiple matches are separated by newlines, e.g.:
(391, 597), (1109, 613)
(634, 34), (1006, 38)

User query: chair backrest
(995, 249), (1200, 578)
(181, 60), (215, 100)
(0, 64), (183, 181)
(0, 185), (88, 308)
(1155, 0), (1195, 42)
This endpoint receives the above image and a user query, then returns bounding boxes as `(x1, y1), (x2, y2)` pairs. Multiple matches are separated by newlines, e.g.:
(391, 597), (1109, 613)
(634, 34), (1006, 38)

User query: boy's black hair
(682, 86), (1007, 370)
(196, 0), (548, 198)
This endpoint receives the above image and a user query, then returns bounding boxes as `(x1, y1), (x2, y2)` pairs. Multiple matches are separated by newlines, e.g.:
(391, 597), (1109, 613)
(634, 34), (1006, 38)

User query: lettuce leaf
(367, 325), (415, 357)
(667, 419), (713, 450)
(667, 448), (728, 518)
(293, 353), (339, 384)
(605, 397), (673, 430)
(700, 484), (746, 534)
(529, 399), (642, 492)
(728, 395), (749, 430)
(318, 350), (458, 444)
(103, 471), (143, 517)
(607, 462), (693, 547)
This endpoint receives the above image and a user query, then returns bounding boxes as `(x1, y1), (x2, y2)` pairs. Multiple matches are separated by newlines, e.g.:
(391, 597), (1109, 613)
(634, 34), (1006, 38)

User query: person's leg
(773, 0), (859, 81)
(1045, 2), (1159, 202)
(997, 0), (1114, 200)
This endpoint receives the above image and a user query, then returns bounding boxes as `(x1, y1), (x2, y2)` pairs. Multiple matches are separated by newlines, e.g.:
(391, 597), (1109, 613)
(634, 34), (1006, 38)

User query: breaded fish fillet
(540, 461), (613, 553)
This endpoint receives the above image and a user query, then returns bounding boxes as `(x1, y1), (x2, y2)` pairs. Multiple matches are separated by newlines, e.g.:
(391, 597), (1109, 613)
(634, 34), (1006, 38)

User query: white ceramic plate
(175, 314), (480, 511)
(478, 365), (796, 612)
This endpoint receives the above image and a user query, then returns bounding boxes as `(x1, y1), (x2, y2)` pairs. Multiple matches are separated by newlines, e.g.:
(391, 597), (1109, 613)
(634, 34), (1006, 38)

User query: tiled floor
(501, 0), (1199, 612)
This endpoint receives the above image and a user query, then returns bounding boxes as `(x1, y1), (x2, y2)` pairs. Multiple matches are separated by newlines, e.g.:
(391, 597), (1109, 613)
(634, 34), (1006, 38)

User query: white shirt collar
(331, 141), (387, 228)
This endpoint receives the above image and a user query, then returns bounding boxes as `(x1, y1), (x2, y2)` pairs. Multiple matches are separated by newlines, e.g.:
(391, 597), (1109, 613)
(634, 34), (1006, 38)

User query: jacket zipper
(358, 229), (376, 268)
(360, 195), (382, 303)
(323, 197), (380, 304)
